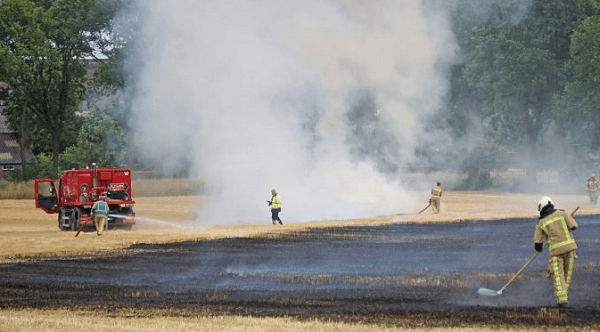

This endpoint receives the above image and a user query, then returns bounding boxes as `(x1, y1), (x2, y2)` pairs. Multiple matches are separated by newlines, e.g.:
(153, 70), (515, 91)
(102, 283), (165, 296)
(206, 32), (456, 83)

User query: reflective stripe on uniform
(565, 251), (575, 292)
(551, 256), (568, 303)
(93, 201), (109, 215)
(540, 215), (575, 252)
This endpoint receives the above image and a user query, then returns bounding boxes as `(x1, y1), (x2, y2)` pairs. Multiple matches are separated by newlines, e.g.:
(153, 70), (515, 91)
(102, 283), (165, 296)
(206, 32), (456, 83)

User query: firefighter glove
(267, 200), (272, 206)
(534, 242), (543, 252)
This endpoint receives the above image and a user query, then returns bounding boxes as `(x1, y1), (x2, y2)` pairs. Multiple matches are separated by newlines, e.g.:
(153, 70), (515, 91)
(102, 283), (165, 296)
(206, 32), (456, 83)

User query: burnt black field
(1, 218), (599, 327)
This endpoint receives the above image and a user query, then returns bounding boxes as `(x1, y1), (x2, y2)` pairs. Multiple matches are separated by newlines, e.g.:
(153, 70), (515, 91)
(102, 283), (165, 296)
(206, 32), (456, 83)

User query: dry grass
(251, 273), (468, 288)
(0, 178), (203, 200)
(1, 191), (596, 262)
(0, 308), (570, 332)
(0, 180), (34, 199)
(131, 178), (203, 197)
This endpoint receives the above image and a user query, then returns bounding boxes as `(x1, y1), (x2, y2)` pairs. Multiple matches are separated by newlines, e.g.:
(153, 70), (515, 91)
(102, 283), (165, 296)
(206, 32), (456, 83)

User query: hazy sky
(123, 0), (464, 224)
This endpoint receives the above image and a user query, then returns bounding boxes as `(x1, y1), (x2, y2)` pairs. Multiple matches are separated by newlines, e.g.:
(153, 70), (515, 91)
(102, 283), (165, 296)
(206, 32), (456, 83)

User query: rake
(477, 250), (541, 296)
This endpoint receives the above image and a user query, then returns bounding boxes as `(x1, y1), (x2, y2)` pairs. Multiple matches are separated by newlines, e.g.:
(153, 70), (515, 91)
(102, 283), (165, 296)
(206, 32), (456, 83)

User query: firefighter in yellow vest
(91, 195), (109, 236)
(430, 182), (442, 213)
(267, 189), (282, 225)
(586, 174), (598, 204)
(534, 196), (578, 308)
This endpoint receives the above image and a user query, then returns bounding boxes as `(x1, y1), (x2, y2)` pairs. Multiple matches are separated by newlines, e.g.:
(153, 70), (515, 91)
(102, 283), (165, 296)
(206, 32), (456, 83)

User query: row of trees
(1, 0), (600, 186)
(446, 0), (600, 186)
(0, 0), (128, 179)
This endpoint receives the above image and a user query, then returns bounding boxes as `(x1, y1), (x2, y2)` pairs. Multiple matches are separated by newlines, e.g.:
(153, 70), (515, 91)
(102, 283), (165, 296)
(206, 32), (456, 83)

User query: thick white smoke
(124, 0), (459, 224)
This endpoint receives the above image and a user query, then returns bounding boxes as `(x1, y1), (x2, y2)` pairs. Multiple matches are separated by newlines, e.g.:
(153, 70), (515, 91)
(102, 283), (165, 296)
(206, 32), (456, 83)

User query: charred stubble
(1, 226), (599, 329)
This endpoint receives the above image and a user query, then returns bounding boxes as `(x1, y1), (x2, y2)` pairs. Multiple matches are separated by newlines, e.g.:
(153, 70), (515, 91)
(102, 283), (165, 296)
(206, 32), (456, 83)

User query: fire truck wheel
(70, 208), (81, 231)
(58, 210), (64, 230)
(58, 209), (70, 231)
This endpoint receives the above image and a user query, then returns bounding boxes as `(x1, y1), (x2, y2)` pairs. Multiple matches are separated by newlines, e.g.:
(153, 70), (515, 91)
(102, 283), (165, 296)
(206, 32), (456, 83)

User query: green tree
(61, 88), (127, 169)
(570, 16), (600, 85)
(462, 0), (594, 182)
(557, 11), (600, 150)
(516, 0), (591, 63)
(0, 0), (118, 178)
(467, 28), (560, 149)
(91, 0), (140, 169)
(465, 26), (560, 181)
(0, 0), (48, 177)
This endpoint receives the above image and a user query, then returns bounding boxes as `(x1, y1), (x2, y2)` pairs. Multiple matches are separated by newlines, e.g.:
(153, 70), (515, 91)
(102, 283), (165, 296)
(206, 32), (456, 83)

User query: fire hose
(74, 216), (93, 237)
(75, 214), (136, 237)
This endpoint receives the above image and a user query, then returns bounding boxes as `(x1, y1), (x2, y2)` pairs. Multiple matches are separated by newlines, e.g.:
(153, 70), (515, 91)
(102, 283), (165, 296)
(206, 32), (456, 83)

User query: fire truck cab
(34, 166), (136, 231)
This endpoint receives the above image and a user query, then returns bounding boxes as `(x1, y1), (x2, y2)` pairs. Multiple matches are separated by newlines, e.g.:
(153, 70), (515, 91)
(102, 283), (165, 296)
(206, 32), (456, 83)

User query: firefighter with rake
(586, 174), (598, 204)
(534, 196), (578, 309)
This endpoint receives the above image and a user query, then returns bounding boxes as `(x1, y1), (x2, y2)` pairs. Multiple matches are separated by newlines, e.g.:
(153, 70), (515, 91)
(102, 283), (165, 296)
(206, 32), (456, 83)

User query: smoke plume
(122, 0), (461, 224)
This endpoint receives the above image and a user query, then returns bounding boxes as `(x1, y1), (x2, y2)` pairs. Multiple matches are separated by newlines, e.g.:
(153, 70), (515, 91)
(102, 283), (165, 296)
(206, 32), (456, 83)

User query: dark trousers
(271, 208), (282, 224)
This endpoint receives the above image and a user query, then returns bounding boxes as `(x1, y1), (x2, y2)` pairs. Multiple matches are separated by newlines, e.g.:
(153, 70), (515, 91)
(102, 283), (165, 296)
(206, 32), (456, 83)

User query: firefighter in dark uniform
(91, 195), (109, 236)
(430, 182), (442, 213)
(586, 174), (598, 204)
(267, 189), (282, 225)
(534, 196), (578, 308)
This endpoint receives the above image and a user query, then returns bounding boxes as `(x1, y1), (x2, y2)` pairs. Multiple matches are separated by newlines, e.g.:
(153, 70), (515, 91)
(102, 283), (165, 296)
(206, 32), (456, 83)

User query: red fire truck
(34, 165), (136, 231)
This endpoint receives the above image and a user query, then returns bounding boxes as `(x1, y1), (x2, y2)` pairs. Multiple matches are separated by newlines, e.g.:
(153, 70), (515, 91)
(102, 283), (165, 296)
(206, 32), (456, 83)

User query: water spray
(108, 214), (139, 220)
(109, 214), (188, 229)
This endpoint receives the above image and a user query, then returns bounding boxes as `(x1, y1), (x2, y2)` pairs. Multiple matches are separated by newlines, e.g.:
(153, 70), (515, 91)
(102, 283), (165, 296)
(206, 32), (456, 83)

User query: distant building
(0, 113), (34, 179)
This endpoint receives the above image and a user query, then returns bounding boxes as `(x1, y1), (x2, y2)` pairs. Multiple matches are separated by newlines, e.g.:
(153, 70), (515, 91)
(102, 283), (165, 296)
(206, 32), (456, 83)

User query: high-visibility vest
(92, 201), (109, 216)
(271, 195), (282, 209)
(534, 210), (578, 255)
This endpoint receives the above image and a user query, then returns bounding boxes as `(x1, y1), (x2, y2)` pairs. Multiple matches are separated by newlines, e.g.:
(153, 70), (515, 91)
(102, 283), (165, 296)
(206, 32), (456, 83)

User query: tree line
(1, 0), (600, 186)
(447, 0), (600, 187)
(0, 0), (129, 179)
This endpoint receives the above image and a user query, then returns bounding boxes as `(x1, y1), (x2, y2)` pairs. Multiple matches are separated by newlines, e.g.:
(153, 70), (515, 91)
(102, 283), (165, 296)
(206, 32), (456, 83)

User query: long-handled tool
(477, 206), (580, 296)
(418, 200), (432, 214)
(477, 250), (541, 296)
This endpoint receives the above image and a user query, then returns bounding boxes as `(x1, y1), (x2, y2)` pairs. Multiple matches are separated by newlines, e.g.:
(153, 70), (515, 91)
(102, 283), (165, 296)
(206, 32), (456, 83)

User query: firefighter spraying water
(34, 163), (136, 232)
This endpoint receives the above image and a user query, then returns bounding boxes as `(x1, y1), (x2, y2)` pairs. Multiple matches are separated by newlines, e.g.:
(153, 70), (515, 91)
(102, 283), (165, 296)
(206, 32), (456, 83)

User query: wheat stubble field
(1, 190), (599, 331)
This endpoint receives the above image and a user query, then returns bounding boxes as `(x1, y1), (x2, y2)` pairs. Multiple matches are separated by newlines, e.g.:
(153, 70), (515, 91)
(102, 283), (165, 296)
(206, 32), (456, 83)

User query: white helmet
(537, 196), (553, 211)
